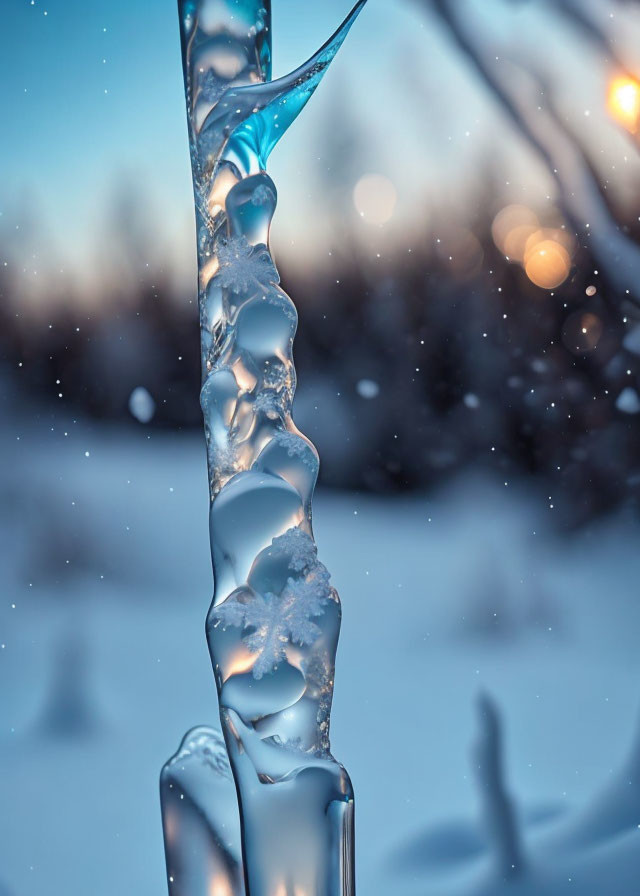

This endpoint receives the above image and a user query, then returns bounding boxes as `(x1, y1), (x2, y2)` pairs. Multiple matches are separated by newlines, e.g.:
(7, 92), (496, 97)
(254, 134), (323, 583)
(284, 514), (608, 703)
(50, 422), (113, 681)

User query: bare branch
(416, 0), (640, 308)
(544, 0), (634, 75)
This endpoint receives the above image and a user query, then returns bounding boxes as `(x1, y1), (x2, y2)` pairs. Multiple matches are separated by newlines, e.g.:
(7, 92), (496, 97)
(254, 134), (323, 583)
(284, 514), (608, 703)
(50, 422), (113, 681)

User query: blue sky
(1, 0), (636, 303)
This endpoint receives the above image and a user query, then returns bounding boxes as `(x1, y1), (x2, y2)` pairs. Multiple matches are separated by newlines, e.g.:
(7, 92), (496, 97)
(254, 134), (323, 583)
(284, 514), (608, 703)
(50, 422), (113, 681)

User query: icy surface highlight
(163, 2), (367, 894)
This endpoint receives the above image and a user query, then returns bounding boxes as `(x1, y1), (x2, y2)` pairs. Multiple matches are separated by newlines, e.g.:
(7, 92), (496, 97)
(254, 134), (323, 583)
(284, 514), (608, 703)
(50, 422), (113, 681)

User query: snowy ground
(1, 411), (640, 895)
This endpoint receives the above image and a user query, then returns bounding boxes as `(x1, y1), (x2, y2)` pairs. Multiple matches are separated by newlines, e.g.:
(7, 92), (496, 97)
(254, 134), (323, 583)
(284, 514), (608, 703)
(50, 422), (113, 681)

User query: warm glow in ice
(209, 873), (235, 896)
(208, 167), (242, 216)
(200, 256), (220, 291)
(224, 648), (258, 680)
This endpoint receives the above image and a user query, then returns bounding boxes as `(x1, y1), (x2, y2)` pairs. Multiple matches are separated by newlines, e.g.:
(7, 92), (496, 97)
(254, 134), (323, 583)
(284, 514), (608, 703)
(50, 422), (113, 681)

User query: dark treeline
(1, 206), (640, 528)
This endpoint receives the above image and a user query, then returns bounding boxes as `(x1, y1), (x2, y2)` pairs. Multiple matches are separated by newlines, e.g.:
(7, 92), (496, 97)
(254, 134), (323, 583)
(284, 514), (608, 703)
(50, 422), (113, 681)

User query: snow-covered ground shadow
(1, 416), (639, 896)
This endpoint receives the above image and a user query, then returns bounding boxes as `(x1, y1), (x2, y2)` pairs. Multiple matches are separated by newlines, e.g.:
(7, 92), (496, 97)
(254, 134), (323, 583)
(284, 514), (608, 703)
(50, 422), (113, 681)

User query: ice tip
(293, 0), (369, 72)
(345, 0), (369, 20)
(329, 0), (370, 46)
(162, 725), (230, 776)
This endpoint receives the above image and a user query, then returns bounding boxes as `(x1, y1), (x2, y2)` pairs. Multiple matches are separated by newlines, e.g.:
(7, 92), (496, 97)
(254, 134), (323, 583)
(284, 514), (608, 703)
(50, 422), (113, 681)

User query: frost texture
(262, 358), (288, 387)
(169, 727), (232, 779)
(213, 528), (332, 679)
(264, 287), (297, 321)
(205, 436), (237, 493)
(275, 430), (316, 464)
(251, 183), (276, 206)
(217, 237), (279, 294)
(253, 389), (284, 417)
(268, 526), (319, 573)
(199, 69), (226, 105)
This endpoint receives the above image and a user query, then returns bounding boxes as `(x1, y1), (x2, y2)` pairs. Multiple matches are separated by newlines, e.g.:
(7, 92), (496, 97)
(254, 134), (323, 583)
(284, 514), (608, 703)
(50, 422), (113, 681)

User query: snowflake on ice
(216, 236), (279, 294)
(211, 528), (332, 679)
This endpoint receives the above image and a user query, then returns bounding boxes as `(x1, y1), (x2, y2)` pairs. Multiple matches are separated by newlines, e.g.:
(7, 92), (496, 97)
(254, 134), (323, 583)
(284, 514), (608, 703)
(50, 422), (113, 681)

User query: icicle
(162, 2), (368, 894)
(161, 727), (244, 896)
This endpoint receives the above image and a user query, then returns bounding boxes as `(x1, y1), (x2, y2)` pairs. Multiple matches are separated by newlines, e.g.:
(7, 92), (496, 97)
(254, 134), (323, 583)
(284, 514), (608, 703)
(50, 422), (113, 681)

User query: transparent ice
(162, 3), (368, 895)
(161, 727), (244, 896)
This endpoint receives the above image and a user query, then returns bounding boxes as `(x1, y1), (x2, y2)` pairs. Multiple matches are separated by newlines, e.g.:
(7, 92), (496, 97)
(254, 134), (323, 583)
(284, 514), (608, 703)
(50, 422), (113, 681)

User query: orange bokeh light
(608, 77), (640, 133)
(492, 204), (574, 291)
(491, 204), (539, 261)
(524, 240), (571, 290)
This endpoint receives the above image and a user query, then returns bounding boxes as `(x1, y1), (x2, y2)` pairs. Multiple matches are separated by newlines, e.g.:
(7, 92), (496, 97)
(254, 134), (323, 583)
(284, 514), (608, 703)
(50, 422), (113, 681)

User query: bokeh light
(524, 239), (571, 290)
(353, 174), (397, 225)
(491, 205), (539, 261)
(492, 205), (574, 290)
(562, 311), (603, 354)
(524, 227), (575, 259)
(608, 76), (640, 133)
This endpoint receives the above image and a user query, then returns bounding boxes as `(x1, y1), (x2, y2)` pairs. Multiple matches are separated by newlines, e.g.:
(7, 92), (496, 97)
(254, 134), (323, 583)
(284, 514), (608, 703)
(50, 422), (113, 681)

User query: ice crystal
(264, 288), (297, 322)
(217, 237), (279, 294)
(253, 389), (284, 418)
(213, 531), (332, 678)
(275, 430), (315, 465)
(206, 435), (237, 493)
(199, 69), (226, 105)
(267, 527), (319, 573)
(198, 223), (213, 254)
(262, 358), (288, 388)
(251, 184), (276, 206)
(170, 728), (232, 779)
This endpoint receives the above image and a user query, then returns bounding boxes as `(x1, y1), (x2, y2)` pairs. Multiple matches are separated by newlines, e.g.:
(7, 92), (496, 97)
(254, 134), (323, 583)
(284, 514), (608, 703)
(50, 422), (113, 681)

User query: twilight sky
(1, 0), (638, 306)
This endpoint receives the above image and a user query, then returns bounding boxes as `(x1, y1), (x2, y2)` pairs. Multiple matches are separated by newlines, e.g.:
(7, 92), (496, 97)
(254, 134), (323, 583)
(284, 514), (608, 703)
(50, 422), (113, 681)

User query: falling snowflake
(212, 529), (332, 678)
(216, 236), (279, 294)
